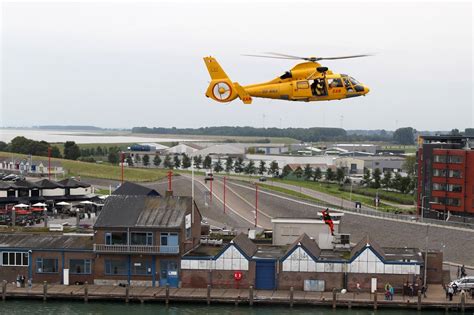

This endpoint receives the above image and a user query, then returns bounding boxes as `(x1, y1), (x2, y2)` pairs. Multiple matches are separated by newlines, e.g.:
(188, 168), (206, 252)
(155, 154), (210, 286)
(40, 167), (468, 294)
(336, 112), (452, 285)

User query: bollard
(461, 291), (465, 313)
(2, 280), (6, 301)
(373, 290), (377, 310)
(207, 285), (211, 305)
(84, 281), (88, 303)
(290, 286), (294, 308)
(165, 284), (170, 305)
(249, 286), (254, 306)
(417, 290), (421, 311)
(125, 285), (130, 303)
(332, 288), (337, 309)
(235, 295), (240, 306)
(348, 300), (352, 309)
(43, 281), (47, 301)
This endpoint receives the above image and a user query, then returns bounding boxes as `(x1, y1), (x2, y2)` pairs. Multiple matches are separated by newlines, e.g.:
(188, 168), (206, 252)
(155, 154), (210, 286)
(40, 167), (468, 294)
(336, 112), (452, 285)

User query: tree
(258, 160), (267, 175)
(362, 168), (371, 186)
(193, 155), (202, 169)
(268, 161), (279, 177)
(50, 146), (62, 158)
(163, 154), (173, 169)
(96, 146), (104, 156)
(203, 155), (212, 170)
(325, 168), (335, 181)
(402, 155), (416, 176)
(281, 165), (292, 178)
(313, 167), (322, 181)
(108, 151), (119, 164)
(153, 155), (161, 167)
(0, 141), (7, 151)
(225, 157), (234, 173)
(336, 167), (345, 184)
(243, 160), (256, 175)
(372, 168), (382, 188)
(234, 157), (244, 173)
(393, 127), (415, 145)
(213, 158), (223, 173)
(143, 154), (150, 167)
(381, 170), (392, 188)
(64, 141), (81, 160)
(392, 172), (403, 192)
(134, 154), (141, 165)
(399, 175), (412, 193)
(173, 155), (181, 169)
(182, 154), (191, 169)
(294, 166), (303, 179)
(303, 164), (313, 180)
(450, 128), (461, 136)
(126, 155), (134, 166)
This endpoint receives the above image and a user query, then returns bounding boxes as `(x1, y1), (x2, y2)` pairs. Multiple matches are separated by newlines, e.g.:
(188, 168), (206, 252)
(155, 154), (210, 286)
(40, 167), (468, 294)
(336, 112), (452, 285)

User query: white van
(450, 276), (474, 291)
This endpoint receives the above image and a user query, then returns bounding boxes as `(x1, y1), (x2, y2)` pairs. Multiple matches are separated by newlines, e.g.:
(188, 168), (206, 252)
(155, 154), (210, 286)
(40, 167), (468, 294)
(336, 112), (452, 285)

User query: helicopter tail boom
(203, 57), (252, 104)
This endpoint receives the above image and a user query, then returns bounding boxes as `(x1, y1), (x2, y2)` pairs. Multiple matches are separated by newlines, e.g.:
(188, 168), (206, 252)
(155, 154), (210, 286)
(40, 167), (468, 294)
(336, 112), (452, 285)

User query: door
(293, 81), (312, 99)
(159, 260), (179, 288)
(255, 260), (276, 290)
(371, 277), (377, 293)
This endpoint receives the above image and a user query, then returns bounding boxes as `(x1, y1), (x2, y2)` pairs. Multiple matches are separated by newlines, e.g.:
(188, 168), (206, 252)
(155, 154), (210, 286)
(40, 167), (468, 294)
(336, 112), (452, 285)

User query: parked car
(450, 276), (474, 291)
(2, 174), (17, 181)
(204, 172), (214, 181)
(258, 177), (267, 182)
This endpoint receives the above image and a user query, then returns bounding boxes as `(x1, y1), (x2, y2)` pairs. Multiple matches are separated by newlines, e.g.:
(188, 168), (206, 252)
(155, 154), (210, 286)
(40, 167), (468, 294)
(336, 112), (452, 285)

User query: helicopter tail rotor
(203, 57), (252, 104)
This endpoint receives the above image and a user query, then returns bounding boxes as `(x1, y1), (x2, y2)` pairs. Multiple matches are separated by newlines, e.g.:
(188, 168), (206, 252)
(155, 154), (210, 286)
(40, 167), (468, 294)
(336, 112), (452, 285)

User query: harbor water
(0, 300), (462, 315)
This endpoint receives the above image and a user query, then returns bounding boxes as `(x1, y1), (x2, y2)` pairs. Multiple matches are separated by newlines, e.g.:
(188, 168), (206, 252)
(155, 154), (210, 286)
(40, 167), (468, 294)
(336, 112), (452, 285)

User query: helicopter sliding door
(293, 80), (313, 100)
(327, 78), (344, 98)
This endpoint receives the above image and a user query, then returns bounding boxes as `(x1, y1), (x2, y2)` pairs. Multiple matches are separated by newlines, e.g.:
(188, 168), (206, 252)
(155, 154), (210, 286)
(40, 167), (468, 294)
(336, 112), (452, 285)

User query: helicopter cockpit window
(327, 78), (343, 88)
(349, 77), (360, 86)
(342, 77), (354, 92)
(280, 71), (292, 80)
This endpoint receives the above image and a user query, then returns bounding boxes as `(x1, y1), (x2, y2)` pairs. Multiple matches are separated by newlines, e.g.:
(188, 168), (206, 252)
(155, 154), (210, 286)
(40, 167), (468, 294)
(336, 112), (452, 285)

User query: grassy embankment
(270, 178), (415, 213)
(0, 152), (167, 182)
(257, 183), (334, 208)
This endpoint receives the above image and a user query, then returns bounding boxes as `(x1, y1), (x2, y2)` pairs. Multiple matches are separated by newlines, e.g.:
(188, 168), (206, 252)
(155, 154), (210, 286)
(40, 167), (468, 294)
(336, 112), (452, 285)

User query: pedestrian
(461, 265), (466, 278)
(356, 282), (361, 295)
(448, 285), (454, 301)
(457, 266), (461, 278)
(443, 284), (448, 300)
(421, 284), (427, 298)
(27, 278), (32, 292)
(389, 285), (394, 301)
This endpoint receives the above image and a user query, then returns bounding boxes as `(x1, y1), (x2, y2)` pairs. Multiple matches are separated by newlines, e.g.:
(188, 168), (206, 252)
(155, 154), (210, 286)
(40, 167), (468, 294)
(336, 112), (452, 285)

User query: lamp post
(423, 224), (429, 288)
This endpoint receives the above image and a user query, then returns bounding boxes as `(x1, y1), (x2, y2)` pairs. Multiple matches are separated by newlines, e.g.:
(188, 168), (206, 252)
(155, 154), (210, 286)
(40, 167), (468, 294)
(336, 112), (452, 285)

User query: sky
(1, 0), (472, 131)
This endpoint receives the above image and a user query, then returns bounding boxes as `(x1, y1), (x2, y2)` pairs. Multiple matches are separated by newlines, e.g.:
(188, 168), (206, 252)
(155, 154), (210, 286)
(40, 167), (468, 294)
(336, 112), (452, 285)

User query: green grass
(257, 183), (334, 207)
(270, 178), (414, 213)
(0, 151), (167, 182)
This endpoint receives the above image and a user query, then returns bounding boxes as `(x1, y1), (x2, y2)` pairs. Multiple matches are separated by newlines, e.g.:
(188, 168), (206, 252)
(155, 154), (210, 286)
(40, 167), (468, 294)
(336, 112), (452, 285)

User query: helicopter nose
(364, 86), (370, 94)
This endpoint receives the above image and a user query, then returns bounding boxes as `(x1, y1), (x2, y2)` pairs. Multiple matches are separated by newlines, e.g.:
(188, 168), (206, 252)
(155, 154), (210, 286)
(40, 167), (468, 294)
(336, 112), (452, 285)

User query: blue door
(159, 260), (179, 288)
(255, 260), (276, 290)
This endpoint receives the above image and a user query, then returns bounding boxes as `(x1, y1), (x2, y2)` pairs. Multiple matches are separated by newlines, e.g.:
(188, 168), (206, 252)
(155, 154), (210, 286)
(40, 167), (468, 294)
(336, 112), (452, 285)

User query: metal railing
(93, 244), (179, 254)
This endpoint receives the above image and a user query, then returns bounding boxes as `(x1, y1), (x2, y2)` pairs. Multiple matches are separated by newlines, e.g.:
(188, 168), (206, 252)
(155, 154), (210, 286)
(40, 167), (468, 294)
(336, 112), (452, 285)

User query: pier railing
(93, 244), (179, 254)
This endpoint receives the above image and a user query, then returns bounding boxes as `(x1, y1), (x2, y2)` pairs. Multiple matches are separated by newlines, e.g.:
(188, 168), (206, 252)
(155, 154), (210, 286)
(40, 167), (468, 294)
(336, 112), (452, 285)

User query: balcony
(93, 244), (179, 254)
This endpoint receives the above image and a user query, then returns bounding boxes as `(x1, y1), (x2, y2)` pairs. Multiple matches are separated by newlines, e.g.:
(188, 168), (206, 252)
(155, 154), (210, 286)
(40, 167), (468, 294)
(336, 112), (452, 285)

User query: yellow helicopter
(204, 52), (370, 104)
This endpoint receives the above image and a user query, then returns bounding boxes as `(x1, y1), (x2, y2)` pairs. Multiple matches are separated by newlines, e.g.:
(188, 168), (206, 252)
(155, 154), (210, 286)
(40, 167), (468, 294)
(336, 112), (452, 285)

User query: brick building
(416, 135), (474, 219)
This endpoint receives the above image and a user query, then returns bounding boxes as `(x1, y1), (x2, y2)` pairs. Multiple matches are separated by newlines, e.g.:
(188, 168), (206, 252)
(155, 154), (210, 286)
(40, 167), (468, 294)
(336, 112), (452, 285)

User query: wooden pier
(2, 281), (473, 311)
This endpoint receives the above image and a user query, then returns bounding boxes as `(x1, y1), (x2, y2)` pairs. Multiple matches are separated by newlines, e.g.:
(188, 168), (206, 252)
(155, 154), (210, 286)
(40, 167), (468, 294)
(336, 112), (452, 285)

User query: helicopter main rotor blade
(317, 54), (372, 61)
(241, 54), (298, 60)
(264, 52), (308, 60)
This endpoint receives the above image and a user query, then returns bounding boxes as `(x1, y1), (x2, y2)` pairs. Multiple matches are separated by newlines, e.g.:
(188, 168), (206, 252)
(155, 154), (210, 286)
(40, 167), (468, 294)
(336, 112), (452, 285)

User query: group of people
(384, 283), (394, 300)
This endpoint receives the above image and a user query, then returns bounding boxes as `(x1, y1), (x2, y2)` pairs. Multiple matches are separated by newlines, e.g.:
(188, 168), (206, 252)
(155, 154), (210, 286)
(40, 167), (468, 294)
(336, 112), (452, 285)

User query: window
(7, 190), (15, 197)
(449, 170), (462, 178)
(105, 232), (127, 245)
(1, 252), (28, 266)
(36, 258), (58, 273)
(160, 233), (179, 253)
(447, 184), (462, 193)
(342, 77), (354, 91)
(433, 183), (447, 191)
(432, 197), (461, 207)
(448, 156), (463, 164)
(69, 259), (91, 274)
(434, 155), (447, 163)
(433, 169), (447, 177)
(349, 77), (360, 86)
(130, 232), (153, 245)
(131, 261), (152, 275)
(296, 81), (309, 89)
(327, 78), (343, 88)
(105, 259), (128, 275)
